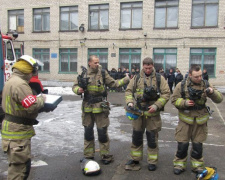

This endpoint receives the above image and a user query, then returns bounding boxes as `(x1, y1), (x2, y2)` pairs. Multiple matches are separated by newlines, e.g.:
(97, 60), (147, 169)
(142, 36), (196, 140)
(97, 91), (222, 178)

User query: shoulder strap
(135, 73), (140, 86)
(181, 79), (186, 99)
(101, 69), (106, 85)
(156, 72), (161, 93)
(203, 79), (209, 89)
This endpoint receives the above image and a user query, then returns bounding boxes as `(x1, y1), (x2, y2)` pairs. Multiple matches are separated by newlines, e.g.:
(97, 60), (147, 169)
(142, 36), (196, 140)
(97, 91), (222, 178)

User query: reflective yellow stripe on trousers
(1, 121), (35, 140)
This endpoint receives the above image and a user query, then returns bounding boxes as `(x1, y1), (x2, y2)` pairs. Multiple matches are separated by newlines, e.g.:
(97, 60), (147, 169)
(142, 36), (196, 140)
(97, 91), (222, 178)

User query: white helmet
(81, 159), (101, 176)
(18, 55), (44, 66)
(18, 55), (43, 75)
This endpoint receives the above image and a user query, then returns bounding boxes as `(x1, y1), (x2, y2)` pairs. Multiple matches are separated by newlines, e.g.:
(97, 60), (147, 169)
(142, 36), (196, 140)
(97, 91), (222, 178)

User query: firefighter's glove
(127, 103), (134, 107)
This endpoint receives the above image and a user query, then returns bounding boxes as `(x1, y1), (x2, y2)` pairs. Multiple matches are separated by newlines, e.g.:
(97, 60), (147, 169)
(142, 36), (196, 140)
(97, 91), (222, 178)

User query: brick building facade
(0, 0), (225, 85)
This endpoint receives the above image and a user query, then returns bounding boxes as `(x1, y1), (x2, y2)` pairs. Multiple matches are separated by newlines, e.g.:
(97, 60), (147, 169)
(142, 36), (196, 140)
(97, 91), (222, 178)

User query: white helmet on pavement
(81, 159), (101, 176)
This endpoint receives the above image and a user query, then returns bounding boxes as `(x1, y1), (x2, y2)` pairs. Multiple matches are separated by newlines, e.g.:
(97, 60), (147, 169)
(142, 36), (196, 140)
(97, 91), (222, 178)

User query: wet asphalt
(0, 91), (225, 180)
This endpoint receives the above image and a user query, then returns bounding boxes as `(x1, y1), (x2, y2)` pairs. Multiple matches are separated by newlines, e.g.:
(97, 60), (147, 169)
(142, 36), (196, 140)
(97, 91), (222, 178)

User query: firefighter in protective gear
(1, 55), (46, 180)
(171, 65), (223, 175)
(72, 55), (130, 165)
(124, 57), (170, 171)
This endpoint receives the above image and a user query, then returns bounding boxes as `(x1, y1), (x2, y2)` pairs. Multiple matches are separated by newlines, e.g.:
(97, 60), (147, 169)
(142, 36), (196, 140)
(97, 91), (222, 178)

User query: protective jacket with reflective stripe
(171, 77), (223, 125)
(72, 66), (130, 113)
(1, 69), (45, 140)
(125, 68), (170, 116)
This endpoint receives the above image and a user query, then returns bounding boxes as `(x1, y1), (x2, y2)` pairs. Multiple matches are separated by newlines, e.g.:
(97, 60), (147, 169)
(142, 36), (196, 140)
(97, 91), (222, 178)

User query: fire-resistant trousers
(173, 120), (208, 172)
(2, 139), (31, 180)
(82, 111), (110, 158)
(130, 115), (161, 165)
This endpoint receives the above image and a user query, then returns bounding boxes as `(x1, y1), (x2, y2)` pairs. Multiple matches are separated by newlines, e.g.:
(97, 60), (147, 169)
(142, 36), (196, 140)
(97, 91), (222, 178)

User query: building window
(15, 48), (22, 60)
(154, 0), (179, 28)
(89, 4), (109, 30)
(59, 49), (77, 72)
(88, 49), (108, 69)
(33, 49), (50, 72)
(191, 0), (218, 28)
(120, 2), (143, 29)
(190, 48), (216, 77)
(8, 10), (24, 33)
(33, 8), (50, 32)
(60, 6), (78, 31)
(119, 49), (141, 71)
(153, 48), (177, 73)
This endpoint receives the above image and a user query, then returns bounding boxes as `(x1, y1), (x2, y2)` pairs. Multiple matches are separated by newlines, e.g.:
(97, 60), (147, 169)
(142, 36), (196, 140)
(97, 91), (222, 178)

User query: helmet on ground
(80, 159), (101, 176)
(126, 112), (139, 120)
(196, 167), (219, 180)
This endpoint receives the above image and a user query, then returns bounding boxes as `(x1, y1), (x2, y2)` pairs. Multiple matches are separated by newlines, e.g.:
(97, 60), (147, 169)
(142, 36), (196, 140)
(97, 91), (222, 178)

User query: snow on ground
(0, 87), (178, 158)
(32, 100), (131, 157)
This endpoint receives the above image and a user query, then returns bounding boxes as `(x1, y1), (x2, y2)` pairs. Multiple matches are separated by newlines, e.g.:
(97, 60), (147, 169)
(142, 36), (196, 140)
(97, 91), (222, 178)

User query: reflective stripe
(3, 121), (9, 132)
(92, 108), (103, 113)
(179, 112), (209, 125)
(84, 107), (103, 113)
(179, 112), (194, 124)
(158, 98), (166, 106)
(148, 154), (158, 160)
(84, 148), (94, 153)
(175, 98), (183, 107)
(6, 95), (11, 114)
(118, 79), (124, 86)
(131, 151), (142, 157)
(196, 114), (209, 125)
(15, 103), (25, 111)
(136, 92), (143, 95)
(87, 85), (104, 92)
(173, 161), (186, 168)
(100, 150), (109, 155)
(144, 111), (160, 117)
(73, 86), (80, 94)
(125, 95), (133, 100)
(84, 107), (93, 112)
(191, 161), (204, 168)
(1, 130), (35, 140)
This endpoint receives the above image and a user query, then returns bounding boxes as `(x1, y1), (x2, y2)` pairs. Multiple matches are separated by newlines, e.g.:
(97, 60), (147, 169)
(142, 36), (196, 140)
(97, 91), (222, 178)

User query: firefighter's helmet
(18, 55), (43, 75)
(80, 159), (101, 176)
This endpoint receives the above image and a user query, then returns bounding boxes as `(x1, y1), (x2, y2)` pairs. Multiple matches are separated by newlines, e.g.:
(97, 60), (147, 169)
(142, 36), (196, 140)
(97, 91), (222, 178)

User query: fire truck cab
(0, 32), (47, 95)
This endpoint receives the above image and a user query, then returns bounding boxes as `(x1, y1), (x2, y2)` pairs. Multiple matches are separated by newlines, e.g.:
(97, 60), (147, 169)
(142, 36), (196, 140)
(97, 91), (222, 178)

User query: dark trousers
(168, 82), (173, 93)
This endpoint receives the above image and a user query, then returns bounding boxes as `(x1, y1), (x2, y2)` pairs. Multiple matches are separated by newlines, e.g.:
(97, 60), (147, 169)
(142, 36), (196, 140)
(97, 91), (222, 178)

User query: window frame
(88, 4), (109, 31)
(33, 48), (50, 72)
(88, 48), (108, 69)
(189, 48), (216, 78)
(15, 48), (22, 60)
(119, 48), (141, 70)
(59, 48), (78, 73)
(191, 0), (219, 28)
(153, 48), (177, 74)
(59, 6), (78, 32)
(120, 2), (143, 30)
(8, 9), (24, 33)
(154, 0), (179, 29)
(33, 8), (50, 32)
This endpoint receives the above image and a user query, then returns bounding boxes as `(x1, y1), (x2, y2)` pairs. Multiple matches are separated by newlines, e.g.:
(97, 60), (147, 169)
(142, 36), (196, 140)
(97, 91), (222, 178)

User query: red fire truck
(0, 31), (47, 95)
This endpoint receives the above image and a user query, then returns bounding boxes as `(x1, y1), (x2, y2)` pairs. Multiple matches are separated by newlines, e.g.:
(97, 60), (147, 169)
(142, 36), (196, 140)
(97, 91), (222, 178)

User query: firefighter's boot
(174, 168), (184, 175)
(101, 154), (114, 165)
(125, 160), (141, 171)
(148, 164), (157, 171)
